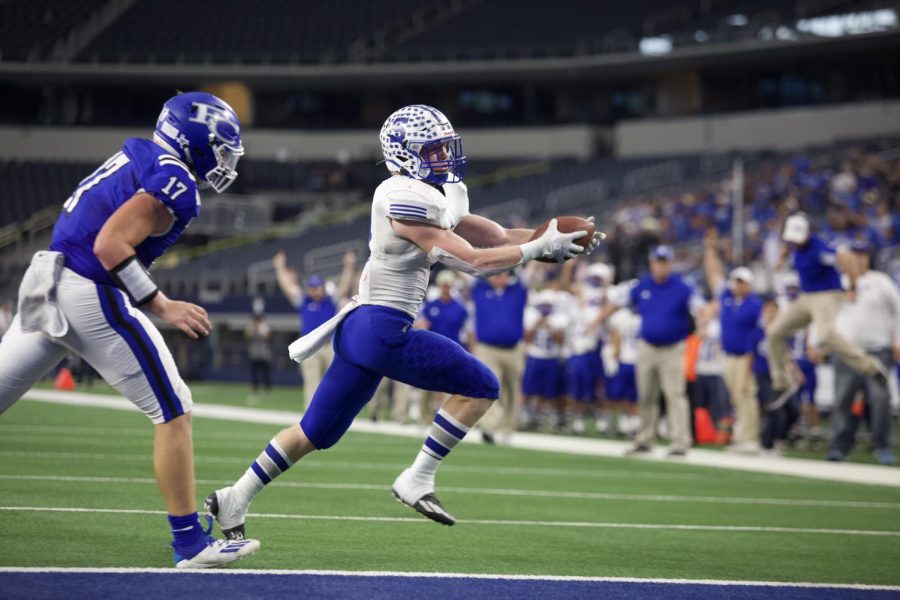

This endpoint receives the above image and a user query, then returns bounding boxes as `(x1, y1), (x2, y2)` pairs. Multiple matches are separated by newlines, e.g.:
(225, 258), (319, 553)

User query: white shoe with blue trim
(174, 537), (260, 569)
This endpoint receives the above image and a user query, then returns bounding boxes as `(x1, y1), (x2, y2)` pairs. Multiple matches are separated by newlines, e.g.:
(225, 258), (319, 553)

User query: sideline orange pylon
(54, 367), (76, 391)
(693, 407), (717, 445)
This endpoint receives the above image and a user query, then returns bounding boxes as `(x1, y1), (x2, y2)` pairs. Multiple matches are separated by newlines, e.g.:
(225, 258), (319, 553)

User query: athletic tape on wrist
(109, 255), (159, 306)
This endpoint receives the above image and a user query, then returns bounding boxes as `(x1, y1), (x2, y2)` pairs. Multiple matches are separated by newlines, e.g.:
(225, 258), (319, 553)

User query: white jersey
(567, 289), (604, 356)
(524, 306), (570, 359)
(608, 308), (640, 365)
(358, 176), (470, 318)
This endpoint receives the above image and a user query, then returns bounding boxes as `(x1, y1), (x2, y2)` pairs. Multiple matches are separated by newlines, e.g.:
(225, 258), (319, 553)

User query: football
(530, 216), (595, 262)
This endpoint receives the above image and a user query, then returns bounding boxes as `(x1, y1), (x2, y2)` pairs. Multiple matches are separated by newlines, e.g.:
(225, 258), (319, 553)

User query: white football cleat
(205, 486), (249, 540)
(391, 468), (456, 526)
(174, 537), (260, 569)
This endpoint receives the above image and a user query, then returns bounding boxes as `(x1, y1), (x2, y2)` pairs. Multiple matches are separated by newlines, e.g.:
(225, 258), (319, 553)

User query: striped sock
(410, 409), (470, 480)
(232, 439), (293, 504)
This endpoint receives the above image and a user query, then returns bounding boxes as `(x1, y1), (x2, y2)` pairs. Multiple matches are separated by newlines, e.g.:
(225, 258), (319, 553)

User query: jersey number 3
(62, 152), (131, 214)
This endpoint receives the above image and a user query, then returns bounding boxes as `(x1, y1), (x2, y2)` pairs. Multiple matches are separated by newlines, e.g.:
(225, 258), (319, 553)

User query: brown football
(530, 216), (595, 262)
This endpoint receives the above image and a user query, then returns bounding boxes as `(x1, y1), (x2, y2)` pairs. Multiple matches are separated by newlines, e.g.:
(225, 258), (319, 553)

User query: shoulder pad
(382, 178), (451, 229)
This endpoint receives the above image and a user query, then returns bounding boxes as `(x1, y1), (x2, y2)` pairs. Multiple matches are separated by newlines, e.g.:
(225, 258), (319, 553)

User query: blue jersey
(300, 296), (337, 335)
(719, 289), (762, 355)
(749, 326), (769, 374)
(50, 138), (200, 285)
(629, 274), (695, 346)
(791, 235), (842, 293)
(422, 296), (468, 347)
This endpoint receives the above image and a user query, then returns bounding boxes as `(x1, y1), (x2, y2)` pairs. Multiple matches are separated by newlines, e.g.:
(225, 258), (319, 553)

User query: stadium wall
(0, 124), (596, 162)
(616, 100), (900, 157)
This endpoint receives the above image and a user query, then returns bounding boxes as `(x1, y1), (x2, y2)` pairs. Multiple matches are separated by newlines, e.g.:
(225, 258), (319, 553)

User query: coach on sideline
(828, 240), (900, 465)
(767, 214), (888, 407)
(703, 229), (763, 453)
(472, 270), (528, 444)
(599, 245), (698, 456)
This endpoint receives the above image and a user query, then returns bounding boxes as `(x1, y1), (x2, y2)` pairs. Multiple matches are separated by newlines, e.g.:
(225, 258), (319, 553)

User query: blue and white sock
(169, 512), (209, 559)
(410, 409), (470, 481)
(232, 439), (293, 504)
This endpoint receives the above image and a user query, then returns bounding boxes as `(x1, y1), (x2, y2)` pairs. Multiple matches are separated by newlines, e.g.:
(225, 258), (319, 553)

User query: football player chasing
(0, 92), (260, 568)
(207, 105), (604, 538)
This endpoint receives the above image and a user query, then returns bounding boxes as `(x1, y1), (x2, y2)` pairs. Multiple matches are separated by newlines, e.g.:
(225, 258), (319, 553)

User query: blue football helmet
(379, 105), (466, 184)
(154, 92), (244, 193)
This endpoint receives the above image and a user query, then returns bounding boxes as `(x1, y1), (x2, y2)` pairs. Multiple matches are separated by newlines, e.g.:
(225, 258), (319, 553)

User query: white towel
(288, 298), (360, 363)
(18, 251), (68, 338)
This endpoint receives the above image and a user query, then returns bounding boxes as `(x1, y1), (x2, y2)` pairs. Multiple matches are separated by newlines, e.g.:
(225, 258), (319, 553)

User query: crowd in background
(265, 144), (900, 464)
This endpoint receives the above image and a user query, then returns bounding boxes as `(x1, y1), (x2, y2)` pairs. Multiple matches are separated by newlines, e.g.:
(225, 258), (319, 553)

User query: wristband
(108, 255), (159, 306)
(518, 239), (545, 263)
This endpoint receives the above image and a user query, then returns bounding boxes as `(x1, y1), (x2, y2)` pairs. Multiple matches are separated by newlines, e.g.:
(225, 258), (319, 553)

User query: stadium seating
(0, 0), (96, 61)
(76, 0), (421, 64)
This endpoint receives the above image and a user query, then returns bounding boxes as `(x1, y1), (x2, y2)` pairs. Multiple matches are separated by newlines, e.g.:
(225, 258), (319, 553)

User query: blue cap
(850, 239), (872, 253)
(649, 245), (674, 261)
(307, 275), (325, 287)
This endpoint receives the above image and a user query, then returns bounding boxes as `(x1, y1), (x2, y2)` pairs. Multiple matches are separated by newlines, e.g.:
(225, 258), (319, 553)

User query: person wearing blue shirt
(703, 229), (763, 453)
(767, 214), (887, 407)
(0, 92), (259, 567)
(600, 245), (696, 456)
(391, 269), (470, 424)
(472, 270), (528, 443)
(420, 270), (469, 348)
(273, 249), (356, 406)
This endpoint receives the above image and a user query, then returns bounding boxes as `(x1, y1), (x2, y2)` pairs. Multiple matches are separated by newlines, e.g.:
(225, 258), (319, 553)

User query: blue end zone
(0, 573), (896, 600)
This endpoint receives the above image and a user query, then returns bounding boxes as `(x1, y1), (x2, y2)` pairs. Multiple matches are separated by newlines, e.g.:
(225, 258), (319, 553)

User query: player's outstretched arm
(94, 192), (210, 339)
(453, 214), (534, 247)
(392, 217), (585, 276)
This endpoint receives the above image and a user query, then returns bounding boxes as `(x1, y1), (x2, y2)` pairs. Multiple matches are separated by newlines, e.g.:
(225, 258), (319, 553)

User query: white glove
(519, 218), (586, 263)
(583, 216), (607, 257)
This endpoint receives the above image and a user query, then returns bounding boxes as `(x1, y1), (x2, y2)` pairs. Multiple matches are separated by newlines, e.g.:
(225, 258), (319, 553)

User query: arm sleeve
(143, 158), (200, 223)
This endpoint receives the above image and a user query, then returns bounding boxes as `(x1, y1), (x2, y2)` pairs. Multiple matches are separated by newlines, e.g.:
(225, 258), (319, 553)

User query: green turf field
(2, 394), (900, 585)
(36, 380), (893, 465)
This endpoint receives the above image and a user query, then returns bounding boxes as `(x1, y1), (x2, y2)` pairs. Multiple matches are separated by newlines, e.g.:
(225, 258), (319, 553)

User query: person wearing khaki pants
(767, 215), (885, 406)
(598, 245), (698, 456)
(703, 228), (764, 453)
(474, 341), (524, 439)
(273, 249), (357, 407)
(471, 271), (528, 443)
(634, 340), (692, 453)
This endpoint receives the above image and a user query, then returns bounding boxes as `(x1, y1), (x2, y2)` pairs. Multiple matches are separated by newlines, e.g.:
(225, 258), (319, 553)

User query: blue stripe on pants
(96, 284), (182, 422)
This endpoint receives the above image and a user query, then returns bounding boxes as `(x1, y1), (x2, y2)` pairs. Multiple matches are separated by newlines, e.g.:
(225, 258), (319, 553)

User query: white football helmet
(380, 105), (466, 184)
(585, 263), (614, 287)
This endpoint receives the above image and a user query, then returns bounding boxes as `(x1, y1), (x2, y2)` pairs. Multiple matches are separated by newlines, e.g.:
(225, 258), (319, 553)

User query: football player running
(207, 105), (604, 538)
(0, 92), (260, 568)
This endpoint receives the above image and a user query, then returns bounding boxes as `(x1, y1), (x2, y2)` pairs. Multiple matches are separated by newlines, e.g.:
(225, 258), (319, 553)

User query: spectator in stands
(472, 270), (528, 444)
(703, 229), (763, 453)
(600, 245), (697, 457)
(767, 214), (889, 407)
(828, 240), (900, 465)
(245, 314), (273, 403)
(273, 249), (356, 404)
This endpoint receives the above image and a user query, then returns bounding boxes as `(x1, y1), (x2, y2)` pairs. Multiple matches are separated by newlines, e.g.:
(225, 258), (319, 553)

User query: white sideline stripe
(0, 567), (898, 591)
(0, 449), (707, 481)
(3, 473), (898, 510)
(21, 390), (900, 488)
(1, 505), (898, 537)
